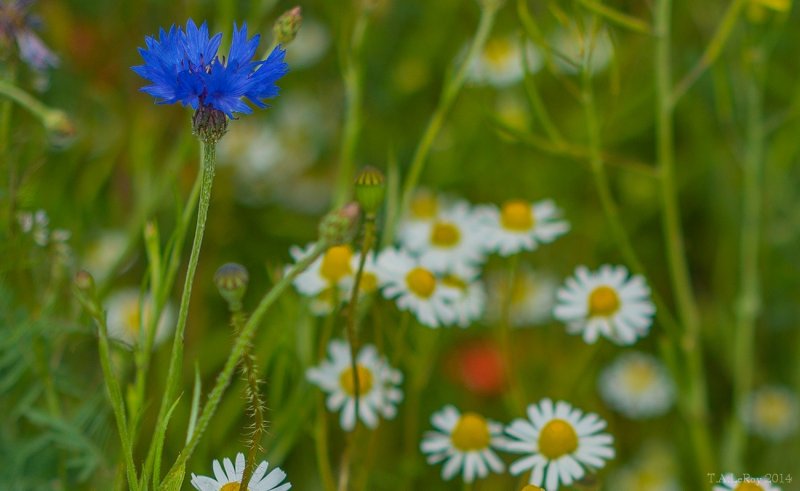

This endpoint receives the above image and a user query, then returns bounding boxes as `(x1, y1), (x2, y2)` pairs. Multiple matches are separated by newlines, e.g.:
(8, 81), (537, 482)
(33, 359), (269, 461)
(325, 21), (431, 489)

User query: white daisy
(399, 200), (486, 276)
(105, 289), (174, 349)
(477, 199), (570, 256)
(550, 19), (614, 76)
(306, 339), (403, 431)
(290, 243), (354, 298)
(501, 398), (615, 491)
(375, 248), (459, 328)
(714, 473), (782, 491)
(397, 190), (449, 247)
(441, 274), (486, 328)
(598, 352), (674, 419)
(190, 452), (291, 491)
(608, 442), (680, 491)
(486, 266), (557, 327)
(467, 35), (543, 87)
(420, 405), (506, 483)
(554, 265), (655, 345)
(741, 386), (799, 442)
(341, 251), (381, 299)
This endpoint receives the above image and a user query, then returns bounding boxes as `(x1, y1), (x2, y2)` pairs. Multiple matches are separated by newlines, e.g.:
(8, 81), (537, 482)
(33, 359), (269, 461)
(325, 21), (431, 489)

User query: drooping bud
(74, 270), (100, 317)
(273, 7), (303, 46)
(319, 202), (361, 245)
(74, 270), (96, 293)
(214, 263), (249, 311)
(192, 106), (228, 144)
(354, 166), (386, 216)
(44, 109), (76, 140)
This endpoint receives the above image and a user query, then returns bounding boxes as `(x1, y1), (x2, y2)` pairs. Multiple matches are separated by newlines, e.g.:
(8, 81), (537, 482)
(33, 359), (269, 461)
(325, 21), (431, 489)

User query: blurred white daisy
(105, 289), (174, 349)
(554, 265), (655, 345)
(608, 442), (680, 491)
(477, 199), (570, 256)
(290, 243), (354, 297)
(306, 339), (403, 431)
(341, 251), (380, 298)
(741, 386), (799, 442)
(550, 19), (614, 76)
(398, 190), (448, 243)
(486, 266), (557, 327)
(441, 274), (487, 328)
(598, 352), (674, 419)
(285, 18), (330, 69)
(420, 405), (506, 483)
(190, 452), (291, 491)
(467, 35), (543, 87)
(502, 398), (615, 491)
(376, 248), (459, 327)
(713, 474), (782, 491)
(82, 229), (129, 283)
(399, 200), (486, 276)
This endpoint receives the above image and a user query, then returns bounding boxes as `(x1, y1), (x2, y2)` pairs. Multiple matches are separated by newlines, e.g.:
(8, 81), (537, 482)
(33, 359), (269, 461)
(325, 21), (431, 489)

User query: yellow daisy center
(450, 412), (491, 451)
(500, 200), (534, 231)
(430, 221), (461, 247)
(621, 359), (657, 393)
(410, 193), (438, 219)
(484, 38), (514, 67)
(405, 267), (436, 298)
(339, 364), (374, 397)
(124, 302), (141, 337)
(320, 245), (353, 283)
(735, 482), (764, 491)
(360, 272), (378, 294)
(588, 285), (621, 317)
(754, 393), (791, 428)
(221, 483), (247, 491)
(538, 419), (578, 459)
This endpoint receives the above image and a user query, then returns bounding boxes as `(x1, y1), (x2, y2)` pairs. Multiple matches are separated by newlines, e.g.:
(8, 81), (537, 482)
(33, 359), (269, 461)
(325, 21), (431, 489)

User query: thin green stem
(725, 45), (766, 472)
(148, 140), (217, 483)
(654, 0), (715, 482)
(161, 241), (328, 482)
(237, 310), (267, 491)
(390, 3), (499, 241)
(0, 78), (71, 134)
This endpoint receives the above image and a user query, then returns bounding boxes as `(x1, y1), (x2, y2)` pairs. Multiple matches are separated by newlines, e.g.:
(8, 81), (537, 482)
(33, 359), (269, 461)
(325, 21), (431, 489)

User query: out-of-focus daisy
(486, 266), (557, 327)
(341, 251), (380, 298)
(608, 442), (680, 491)
(502, 398), (615, 491)
(713, 474), (782, 491)
(190, 452), (291, 491)
(397, 189), (448, 244)
(306, 339), (403, 431)
(441, 274), (486, 327)
(376, 248), (459, 327)
(741, 386), (799, 441)
(550, 19), (613, 76)
(477, 199), (569, 256)
(290, 243), (354, 297)
(598, 352), (674, 419)
(82, 230), (130, 283)
(467, 35), (542, 87)
(105, 289), (175, 349)
(399, 201), (486, 276)
(285, 18), (330, 69)
(420, 405), (506, 483)
(554, 265), (655, 345)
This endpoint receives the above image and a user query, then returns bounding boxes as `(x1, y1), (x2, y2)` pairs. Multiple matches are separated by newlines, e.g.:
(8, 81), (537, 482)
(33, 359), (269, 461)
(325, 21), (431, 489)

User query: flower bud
(74, 270), (96, 293)
(214, 263), (249, 311)
(273, 7), (303, 46)
(354, 166), (386, 216)
(192, 106), (228, 144)
(319, 202), (360, 245)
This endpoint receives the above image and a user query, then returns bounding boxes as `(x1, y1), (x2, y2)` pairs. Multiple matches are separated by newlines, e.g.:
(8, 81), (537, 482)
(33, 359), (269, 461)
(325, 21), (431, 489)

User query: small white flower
(190, 452), (291, 491)
(420, 405), (506, 483)
(501, 398), (615, 491)
(550, 19), (614, 76)
(741, 386), (799, 442)
(713, 473), (782, 491)
(83, 230), (130, 283)
(441, 274), (487, 328)
(486, 266), (557, 327)
(105, 289), (174, 349)
(376, 248), (460, 328)
(341, 251), (381, 299)
(397, 190), (449, 243)
(306, 340), (403, 431)
(608, 442), (680, 491)
(399, 200), (486, 276)
(290, 243), (355, 298)
(598, 352), (674, 419)
(467, 35), (542, 87)
(554, 265), (655, 345)
(477, 199), (570, 256)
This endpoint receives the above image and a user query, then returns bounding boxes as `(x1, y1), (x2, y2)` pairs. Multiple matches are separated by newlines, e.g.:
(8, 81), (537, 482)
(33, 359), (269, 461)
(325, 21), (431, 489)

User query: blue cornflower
(132, 19), (289, 119)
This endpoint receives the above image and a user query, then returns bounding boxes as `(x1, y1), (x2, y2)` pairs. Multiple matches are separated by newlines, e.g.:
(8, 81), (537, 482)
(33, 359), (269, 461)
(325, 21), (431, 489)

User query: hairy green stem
(654, 0), (715, 481)
(236, 310), (267, 490)
(148, 140), (216, 483)
(161, 241), (328, 483)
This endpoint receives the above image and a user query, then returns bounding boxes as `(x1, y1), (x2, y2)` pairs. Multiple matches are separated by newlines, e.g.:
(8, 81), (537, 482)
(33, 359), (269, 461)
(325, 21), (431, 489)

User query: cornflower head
(133, 19), (289, 141)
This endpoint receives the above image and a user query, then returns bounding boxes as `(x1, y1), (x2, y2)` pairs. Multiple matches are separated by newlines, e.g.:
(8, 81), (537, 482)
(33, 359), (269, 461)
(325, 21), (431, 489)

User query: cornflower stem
(333, 8), (369, 206)
(162, 241), (329, 483)
(499, 254), (525, 413)
(390, 2), (499, 241)
(725, 44), (766, 472)
(236, 307), (267, 490)
(654, 0), (715, 482)
(147, 139), (217, 482)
